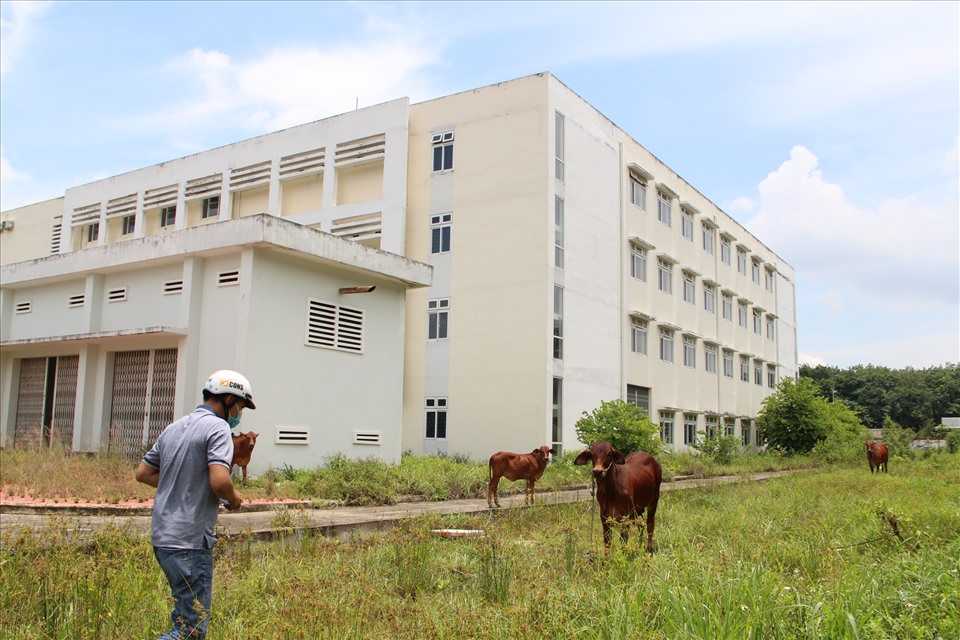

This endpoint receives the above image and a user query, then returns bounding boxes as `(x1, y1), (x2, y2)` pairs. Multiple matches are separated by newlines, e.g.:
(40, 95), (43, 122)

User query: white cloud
(0, 0), (52, 74)
(746, 145), (959, 306)
(0, 148), (30, 184)
(798, 352), (826, 367)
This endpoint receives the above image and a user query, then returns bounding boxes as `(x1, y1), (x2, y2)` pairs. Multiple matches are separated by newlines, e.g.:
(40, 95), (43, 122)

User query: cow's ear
(549, 448), (557, 455)
(612, 450), (627, 465)
(573, 450), (592, 465)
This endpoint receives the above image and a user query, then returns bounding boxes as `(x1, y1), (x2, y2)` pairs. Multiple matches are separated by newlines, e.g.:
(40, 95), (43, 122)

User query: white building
(0, 72), (797, 473)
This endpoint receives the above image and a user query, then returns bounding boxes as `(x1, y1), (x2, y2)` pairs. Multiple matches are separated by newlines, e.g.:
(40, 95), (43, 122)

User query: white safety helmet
(203, 370), (257, 409)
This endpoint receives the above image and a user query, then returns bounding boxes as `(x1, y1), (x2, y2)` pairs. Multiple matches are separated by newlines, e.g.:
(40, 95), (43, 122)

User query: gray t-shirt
(141, 405), (234, 549)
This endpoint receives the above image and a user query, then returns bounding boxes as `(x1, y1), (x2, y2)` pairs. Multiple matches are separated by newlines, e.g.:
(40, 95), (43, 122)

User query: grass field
(1, 455), (957, 639)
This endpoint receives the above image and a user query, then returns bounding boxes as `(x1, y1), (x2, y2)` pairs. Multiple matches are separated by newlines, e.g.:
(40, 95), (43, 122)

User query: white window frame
(631, 318), (648, 356)
(555, 197), (564, 268)
(428, 298), (450, 340)
(657, 191), (672, 227)
(201, 195), (220, 219)
(752, 259), (761, 285)
(431, 213), (452, 254)
(683, 414), (698, 445)
(630, 174), (647, 210)
(753, 309), (763, 335)
(702, 224), (715, 255)
(160, 205), (176, 228)
(682, 272), (696, 305)
(721, 237), (732, 265)
(86, 223), (99, 243)
(737, 247), (747, 275)
(683, 336), (696, 368)
(659, 412), (675, 445)
(754, 361), (763, 386)
(722, 293), (733, 321)
(767, 316), (776, 341)
(555, 111), (565, 181)
(681, 209), (694, 241)
(424, 397), (448, 439)
(738, 301), (748, 329)
(659, 327), (675, 363)
(122, 214), (135, 235)
(765, 268), (775, 292)
(723, 350), (734, 378)
(630, 246), (648, 282)
(705, 343), (717, 374)
(658, 258), (673, 295)
(432, 131), (454, 172)
(553, 285), (563, 360)
(704, 283), (716, 314)
(740, 357), (750, 383)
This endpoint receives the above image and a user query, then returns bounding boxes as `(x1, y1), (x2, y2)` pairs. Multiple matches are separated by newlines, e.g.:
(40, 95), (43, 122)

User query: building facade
(0, 72), (797, 472)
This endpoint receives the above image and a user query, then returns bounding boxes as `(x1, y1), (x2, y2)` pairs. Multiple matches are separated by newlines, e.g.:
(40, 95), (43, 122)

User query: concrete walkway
(0, 471), (798, 546)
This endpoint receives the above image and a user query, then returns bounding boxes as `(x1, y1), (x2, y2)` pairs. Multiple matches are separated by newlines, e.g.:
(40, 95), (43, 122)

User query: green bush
(690, 433), (741, 465)
(574, 399), (661, 455)
(946, 430), (960, 453)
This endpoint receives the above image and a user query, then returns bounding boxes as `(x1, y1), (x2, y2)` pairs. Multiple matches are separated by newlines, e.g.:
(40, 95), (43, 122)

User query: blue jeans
(153, 547), (214, 640)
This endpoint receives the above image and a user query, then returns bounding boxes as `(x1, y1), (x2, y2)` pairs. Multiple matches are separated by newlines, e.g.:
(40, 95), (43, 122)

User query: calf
(487, 445), (556, 508)
(865, 440), (888, 474)
(231, 431), (259, 486)
(575, 440), (662, 553)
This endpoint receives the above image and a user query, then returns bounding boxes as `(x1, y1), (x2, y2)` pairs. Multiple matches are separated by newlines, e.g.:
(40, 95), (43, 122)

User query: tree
(757, 377), (828, 454)
(574, 399), (661, 455)
(811, 399), (871, 463)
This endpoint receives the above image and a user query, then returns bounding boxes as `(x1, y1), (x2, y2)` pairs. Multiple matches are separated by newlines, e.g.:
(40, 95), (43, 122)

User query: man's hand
(225, 494), (243, 510)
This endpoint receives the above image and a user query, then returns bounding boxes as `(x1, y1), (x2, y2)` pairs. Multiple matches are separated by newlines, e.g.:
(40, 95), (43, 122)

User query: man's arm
(209, 464), (243, 510)
(135, 462), (160, 488)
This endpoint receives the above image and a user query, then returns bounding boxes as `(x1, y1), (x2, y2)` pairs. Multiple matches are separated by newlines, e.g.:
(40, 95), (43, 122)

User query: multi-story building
(0, 72), (797, 473)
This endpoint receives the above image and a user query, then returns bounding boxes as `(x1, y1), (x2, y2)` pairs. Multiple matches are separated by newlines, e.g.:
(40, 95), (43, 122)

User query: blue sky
(2, 1), (957, 370)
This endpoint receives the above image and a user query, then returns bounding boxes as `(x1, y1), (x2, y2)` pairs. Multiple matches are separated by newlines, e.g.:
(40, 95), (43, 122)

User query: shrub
(574, 399), (661, 455)
(690, 433), (741, 465)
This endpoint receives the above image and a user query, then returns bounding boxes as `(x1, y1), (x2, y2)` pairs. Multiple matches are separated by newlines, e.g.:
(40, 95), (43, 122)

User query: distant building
(1, 72), (797, 474)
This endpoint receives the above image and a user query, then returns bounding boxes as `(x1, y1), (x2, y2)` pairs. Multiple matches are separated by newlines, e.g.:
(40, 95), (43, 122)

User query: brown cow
(865, 440), (888, 474)
(575, 440), (662, 553)
(487, 445), (556, 508)
(231, 431), (259, 486)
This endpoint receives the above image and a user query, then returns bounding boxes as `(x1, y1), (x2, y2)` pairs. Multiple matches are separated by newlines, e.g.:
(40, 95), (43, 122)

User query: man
(136, 369), (256, 640)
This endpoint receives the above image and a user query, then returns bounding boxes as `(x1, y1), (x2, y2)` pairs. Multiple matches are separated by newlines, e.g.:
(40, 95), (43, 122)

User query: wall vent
(163, 280), (184, 295)
(306, 299), (364, 353)
(276, 427), (310, 445)
(280, 147), (326, 177)
(353, 431), (381, 446)
(70, 202), (101, 228)
(230, 161), (271, 190)
(143, 184), (178, 210)
(331, 212), (382, 243)
(334, 134), (385, 165)
(15, 301), (32, 314)
(217, 270), (240, 287)
(105, 193), (137, 219)
(50, 222), (62, 255)
(68, 294), (85, 308)
(185, 173), (223, 199)
(107, 287), (128, 302)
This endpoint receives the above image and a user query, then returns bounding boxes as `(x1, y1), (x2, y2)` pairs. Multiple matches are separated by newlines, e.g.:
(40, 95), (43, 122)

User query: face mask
(226, 403), (242, 429)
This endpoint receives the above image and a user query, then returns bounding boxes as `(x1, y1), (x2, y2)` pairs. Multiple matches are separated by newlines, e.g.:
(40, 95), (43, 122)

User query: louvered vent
(230, 161), (271, 190)
(15, 301), (32, 314)
(185, 173), (223, 199)
(163, 280), (184, 295)
(218, 270), (240, 287)
(353, 431), (381, 446)
(306, 299), (364, 353)
(50, 223), (62, 254)
(143, 184), (178, 210)
(276, 427), (310, 445)
(280, 148), (326, 177)
(335, 134), (385, 165)
(68, 294), (85, 308)
(331, 212), (382, 243)
(107, 287), (128, 302)
(106, 194), (137, 219)
(71, 203), (101, 228)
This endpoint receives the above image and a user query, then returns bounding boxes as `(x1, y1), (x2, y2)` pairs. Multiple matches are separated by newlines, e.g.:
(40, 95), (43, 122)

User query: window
(122, 215), (135, 235)
(740, 356), (750, 382)
(657, 191), (672, 227)
(768, 365), (777, 388)
(752, 259), (761, 285)
(552, 378), (563, 455)
(160, 205), (176, 228)
(86, 223), (99, 242)
(705, 343), (717, 374)
(425, 398), (447, 439)
(742, 420), (752, 446)
(721, 236), (731, 265)
(738, 301), (748, 329)
(765, 268), (775, 292)
(555, 111), (565, 181)
(683, 336), (696, 368)
(724, 417), (736, 437)
(630, 245), (648, 282)
(682, 272), (695, 304)
(627, 385), (650, 415)
(631, 318), (648, 355)
(428, 298), (449, 340)
(630, 174), (647, 210)
(754, 361), (763, 385)
(553, 286), (563, 359)
(431, 213), (452, 254)
(737, 247), (747, 275)
(659, 327), (675, 363)
(723, 349), (734, 378)
(554, 198), (564, 268)
(704, 283), (716, 314)
(722, 293), (733, 321)
(706, 415), (718, 440)
(432, 131), (454, 172)
(702, 224), (715, 255)
(767, 316), (776, 341)
(684, 414), (698, 445)
(658, 258), (673, 294)
(681, 209), (694, 241)
(201, 195), (220, 219)
(659, 412), (675, 445)
(753, 309), (762, 335)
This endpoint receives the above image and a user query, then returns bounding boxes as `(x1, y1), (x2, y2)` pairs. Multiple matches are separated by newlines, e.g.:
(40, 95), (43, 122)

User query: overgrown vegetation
(574, 398), (661, 455)
(2, 458), (957, 639)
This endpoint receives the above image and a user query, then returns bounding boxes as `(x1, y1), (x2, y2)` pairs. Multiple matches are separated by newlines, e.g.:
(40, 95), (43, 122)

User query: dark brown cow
(865, 440), (888, 474)
(575, 440), (662, 552)
(487, 445), (556, 508)
(231, 431), (259, 486)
